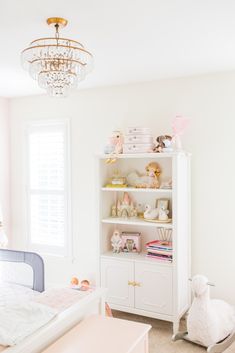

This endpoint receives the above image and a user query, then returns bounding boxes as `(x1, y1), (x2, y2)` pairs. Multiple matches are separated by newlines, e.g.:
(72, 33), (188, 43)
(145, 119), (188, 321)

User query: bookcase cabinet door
(101, 258), (134, 307)
(134, 263), (173, 315)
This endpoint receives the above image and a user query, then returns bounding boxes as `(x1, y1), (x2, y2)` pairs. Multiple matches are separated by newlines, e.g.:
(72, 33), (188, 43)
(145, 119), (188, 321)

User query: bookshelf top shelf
(98, 152), (190, 159)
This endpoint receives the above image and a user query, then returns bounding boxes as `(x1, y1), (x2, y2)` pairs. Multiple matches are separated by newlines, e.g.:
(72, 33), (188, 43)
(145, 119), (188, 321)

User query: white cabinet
(101, 258), (173, 316)
(101, 258), (134, 307)
(98, 152), (191, 333)
(134, 262), (172, 315)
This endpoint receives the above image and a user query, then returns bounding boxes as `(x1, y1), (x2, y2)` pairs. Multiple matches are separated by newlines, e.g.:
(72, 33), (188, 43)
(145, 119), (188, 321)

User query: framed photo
(121, 232), (141, 253)
(156, 198), (169, 210)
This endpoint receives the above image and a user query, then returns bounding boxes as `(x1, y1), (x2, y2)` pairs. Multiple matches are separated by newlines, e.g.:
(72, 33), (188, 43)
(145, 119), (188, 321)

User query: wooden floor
(113, 311), (235, 353)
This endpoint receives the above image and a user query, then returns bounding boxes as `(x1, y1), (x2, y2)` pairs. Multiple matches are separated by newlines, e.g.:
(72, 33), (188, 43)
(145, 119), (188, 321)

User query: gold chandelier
(21, 17), (93, 97)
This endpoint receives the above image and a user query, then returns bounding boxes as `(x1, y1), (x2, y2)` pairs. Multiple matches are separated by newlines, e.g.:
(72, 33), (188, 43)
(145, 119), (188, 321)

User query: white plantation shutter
(27, 121), (70, 256)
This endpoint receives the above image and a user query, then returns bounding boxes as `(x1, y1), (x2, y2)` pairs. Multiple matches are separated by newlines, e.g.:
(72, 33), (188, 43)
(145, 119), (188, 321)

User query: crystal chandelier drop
(21, 17), (93, 97)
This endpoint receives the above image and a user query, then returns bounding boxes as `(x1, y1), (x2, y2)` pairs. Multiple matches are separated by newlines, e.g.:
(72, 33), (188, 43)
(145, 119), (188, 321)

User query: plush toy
(111, 229), (122, 253)
(104, 130), (124, 164)
(153, 135), (173, 153)
(127, 162), (161, 189)
(187, 275), (235, 347)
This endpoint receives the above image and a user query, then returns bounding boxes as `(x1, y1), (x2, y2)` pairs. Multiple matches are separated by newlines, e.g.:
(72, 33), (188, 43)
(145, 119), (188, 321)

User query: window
(27, 120), (70, 256)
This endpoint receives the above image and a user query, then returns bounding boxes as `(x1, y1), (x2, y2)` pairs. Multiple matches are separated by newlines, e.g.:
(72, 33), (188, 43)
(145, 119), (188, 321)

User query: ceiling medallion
(21, 17), (93, 97)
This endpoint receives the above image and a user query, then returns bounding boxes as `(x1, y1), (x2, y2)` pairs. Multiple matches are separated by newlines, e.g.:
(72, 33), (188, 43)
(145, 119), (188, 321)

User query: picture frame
(156, 198), (169, 210)
(121, 232), (141, 253)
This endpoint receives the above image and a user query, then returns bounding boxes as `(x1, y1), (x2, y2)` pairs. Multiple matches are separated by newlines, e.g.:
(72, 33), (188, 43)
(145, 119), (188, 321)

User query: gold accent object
(128, 281), (141, 287)
(47, 17), (68, 28)
(21, 16), (93, 97)
(144, 218), (172, 223)
(128, 281), (135, 286)
(134, 282), (141, 287)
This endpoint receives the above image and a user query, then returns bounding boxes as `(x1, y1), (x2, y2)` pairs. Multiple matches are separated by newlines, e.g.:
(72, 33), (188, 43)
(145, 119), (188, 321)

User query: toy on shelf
(160, 179), (172, 189)
(144, 199), (172, 223)
(80, 280), (90, 291)
(172, 115), (190, 151)
(111, 229), (122, 253)
(144, 204), (159, 220)
(105, 170), (127, 188)
(70, 277), (91, 291)
(127, 162), (161, 189)
(104, 130), (124, 164)
(173, 275), (235, 353)
(111, 192), (137, 219)
(71, 277), (79, 286)
(153, 135), (173, 153)
(158, 207), (169, 221)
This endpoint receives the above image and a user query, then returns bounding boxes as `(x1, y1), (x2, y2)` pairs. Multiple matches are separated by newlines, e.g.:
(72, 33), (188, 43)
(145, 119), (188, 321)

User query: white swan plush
(187, 275), (235, 347)
(144, 204), (159, 220)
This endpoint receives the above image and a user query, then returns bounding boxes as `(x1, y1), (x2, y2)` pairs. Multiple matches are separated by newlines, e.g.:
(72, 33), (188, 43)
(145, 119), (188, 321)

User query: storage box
(121, 232), (141, 253)
(123, 143), (153, 154)
(124, 135), (153, 144)
(126, 127), (151, 135)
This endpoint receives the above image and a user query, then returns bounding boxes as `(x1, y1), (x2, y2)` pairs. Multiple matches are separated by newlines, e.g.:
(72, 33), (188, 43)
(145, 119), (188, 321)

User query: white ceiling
(1, 0), (235, 97)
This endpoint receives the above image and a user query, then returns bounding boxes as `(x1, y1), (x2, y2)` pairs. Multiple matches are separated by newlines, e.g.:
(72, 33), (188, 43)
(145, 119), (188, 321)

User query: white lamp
(0, 205), (8, 248)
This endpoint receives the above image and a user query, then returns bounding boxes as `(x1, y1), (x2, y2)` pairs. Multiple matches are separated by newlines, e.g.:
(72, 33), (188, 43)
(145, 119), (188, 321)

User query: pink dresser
(41, 315), (151, 353)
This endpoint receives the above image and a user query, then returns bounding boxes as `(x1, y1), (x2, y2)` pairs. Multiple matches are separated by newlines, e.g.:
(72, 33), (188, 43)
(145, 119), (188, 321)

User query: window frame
(25, 119), (71, 257)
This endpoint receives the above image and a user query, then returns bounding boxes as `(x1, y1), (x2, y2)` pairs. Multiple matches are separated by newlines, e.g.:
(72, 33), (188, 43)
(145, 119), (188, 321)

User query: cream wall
(0, 98), (10, 241)
(9, 71), (235, 302)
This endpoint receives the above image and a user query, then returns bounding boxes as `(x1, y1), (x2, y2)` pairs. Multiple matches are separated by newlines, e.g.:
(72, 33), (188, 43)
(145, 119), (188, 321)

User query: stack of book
(145, 240), (173, 262)
(123, 127), (154, 154)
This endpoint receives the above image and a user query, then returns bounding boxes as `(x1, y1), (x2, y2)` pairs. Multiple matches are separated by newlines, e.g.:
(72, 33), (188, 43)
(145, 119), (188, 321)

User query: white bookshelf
(97, 152), (191, 333)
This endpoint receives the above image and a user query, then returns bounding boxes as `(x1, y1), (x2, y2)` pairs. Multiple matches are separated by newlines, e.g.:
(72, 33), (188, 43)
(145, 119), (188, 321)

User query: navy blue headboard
(0, 249), (45, 292)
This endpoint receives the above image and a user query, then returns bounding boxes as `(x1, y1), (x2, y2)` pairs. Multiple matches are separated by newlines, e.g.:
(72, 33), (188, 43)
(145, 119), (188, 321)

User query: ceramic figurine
(111, 229), (122, 253)
(127, 162), (161, 189)
(158, 207), (169, 221)
(144, 204), (159, 220)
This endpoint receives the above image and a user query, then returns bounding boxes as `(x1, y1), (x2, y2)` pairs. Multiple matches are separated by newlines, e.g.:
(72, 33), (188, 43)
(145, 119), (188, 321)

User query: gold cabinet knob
(128, 281), (141, 287)
(128, 281), (135, 286)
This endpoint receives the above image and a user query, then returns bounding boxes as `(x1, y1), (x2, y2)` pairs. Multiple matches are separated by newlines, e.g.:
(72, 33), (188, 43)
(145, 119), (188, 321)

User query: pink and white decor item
(172, 115), (190, 151)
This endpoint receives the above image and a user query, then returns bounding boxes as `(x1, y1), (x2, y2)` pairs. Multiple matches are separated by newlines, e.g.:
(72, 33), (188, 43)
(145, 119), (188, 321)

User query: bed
(0, 249), (106, 353)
